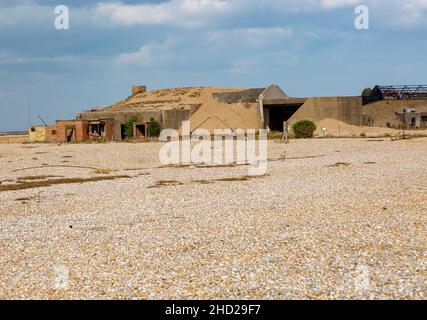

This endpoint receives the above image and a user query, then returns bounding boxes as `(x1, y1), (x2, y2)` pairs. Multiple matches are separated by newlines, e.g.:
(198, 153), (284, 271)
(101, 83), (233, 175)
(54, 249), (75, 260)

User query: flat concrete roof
(263, 98), (308, 105)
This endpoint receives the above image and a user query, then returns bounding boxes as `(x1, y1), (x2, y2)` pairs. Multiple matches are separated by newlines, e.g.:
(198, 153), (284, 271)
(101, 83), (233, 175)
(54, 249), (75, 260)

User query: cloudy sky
(1, 0), (426, 131)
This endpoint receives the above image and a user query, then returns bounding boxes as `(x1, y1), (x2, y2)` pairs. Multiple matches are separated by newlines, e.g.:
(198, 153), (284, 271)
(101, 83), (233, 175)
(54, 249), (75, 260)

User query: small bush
(147, 118), (161, 137)
(267, 131), (283, 140)
(124, 116), (139, 139)
(292, 120), (317, 139)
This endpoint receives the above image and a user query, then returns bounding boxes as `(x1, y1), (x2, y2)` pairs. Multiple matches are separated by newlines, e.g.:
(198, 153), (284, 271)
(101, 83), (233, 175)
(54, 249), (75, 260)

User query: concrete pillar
(258, 94), (265, 129)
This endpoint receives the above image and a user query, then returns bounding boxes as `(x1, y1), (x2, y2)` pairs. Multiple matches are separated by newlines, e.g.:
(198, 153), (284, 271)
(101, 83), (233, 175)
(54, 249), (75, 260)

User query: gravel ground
(0, 138), (425, 300)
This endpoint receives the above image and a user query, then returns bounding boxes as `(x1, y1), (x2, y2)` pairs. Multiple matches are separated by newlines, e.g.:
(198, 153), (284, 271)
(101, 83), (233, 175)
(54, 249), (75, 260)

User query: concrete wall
(78, 110), (192, 140)
(161, 109), (193, 131)
(29, 126), (47, 142)
(288, 96), (362, 129)
(261, 85), (288, 100)
(363, 99), (427, 127)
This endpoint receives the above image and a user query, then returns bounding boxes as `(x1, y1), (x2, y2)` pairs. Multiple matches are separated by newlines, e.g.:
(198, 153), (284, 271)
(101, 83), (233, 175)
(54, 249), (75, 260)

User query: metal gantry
(363, 85), (427, 104)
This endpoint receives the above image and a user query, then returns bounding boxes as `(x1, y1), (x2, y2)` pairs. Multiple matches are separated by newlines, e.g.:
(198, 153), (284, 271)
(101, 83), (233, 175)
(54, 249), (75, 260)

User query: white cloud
(393, 0), (427, 26)
(0, 4), (49, 27)
(114, 40), (173, 66)
(1, 0), (427, 30)
(320, 0), (360, 9)
(229, 50), (299, 73)
(93, 0), (232, 28)
(206, 27), (294, 48)
(89, 0), (427, 29)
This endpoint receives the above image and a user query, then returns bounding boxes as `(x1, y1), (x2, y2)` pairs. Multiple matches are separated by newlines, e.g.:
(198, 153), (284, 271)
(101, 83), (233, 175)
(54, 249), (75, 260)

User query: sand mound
(187, 101), (260, 132)
(105, 87), (253, 112)
(314, 118), (427, 137)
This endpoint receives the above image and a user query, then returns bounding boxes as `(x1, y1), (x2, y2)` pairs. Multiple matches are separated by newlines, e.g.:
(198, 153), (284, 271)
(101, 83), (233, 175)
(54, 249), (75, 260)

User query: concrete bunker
(259, 85), (308, 131)
(263, 100), (306, 131)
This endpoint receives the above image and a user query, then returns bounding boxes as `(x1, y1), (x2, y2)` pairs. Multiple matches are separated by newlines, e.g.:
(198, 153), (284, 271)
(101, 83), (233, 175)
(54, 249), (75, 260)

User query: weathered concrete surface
(288, 97), (362, 129)
(261, 85), (288, 100)
(212, 88), (264, 104)
(78, 109), (193, 140)
(363, 99), (427, 127)
(29, 126), (47, 143)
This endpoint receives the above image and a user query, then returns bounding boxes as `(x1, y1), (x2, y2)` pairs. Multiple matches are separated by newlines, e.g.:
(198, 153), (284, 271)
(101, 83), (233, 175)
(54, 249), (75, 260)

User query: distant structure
(28, 83), (427, 142)
(362, 85), (427, 128)
(363, 85), (427, 104)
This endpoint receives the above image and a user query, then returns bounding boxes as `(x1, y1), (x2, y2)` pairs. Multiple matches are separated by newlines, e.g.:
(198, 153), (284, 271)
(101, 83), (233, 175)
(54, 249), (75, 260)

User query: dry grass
(328, 162), (351, 167)
(156, 175), (269, 187)
(215, 176), (250, 182)
(0, 176), (131, 192)
(93, 168), (116, 175)
(15, 195), (42, 202)
(12, 165), (113, 173)
(17, 175), (63, 181)
(196, 163), (248, 169)
(288, 155), (326, 160)
(149, 180), (184, 188)
(159, 163), (249, 170)
(159, 164), (193, 169)
(192, 179), (215, 184)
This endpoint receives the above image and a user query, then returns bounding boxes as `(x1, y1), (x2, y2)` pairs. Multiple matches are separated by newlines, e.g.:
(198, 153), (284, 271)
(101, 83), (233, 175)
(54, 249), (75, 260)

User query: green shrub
(292, 120), (317, 139)
(124, 116), (138, 139)
(268, 131), (283, 140)
(147, 118), (161, 137)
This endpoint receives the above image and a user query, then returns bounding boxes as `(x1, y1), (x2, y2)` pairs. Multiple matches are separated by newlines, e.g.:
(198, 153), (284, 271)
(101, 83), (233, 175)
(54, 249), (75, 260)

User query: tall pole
(27, 89), (31, 128)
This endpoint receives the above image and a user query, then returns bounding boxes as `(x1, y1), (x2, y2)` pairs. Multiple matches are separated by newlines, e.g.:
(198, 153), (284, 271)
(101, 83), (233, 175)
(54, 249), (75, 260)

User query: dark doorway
(121, 125), (126, 140)
(135, 124), (146, 138)
(89, 122), (105, 138)
(264, 104), (302, 131)
(66, 127), (76, 142)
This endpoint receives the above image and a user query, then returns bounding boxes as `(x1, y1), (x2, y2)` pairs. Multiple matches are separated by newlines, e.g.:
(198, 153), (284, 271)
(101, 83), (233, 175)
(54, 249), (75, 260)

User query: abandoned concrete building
(75, 84), (362, 140)
(29, 84), (427, 142)
(362, 85), (427, 128)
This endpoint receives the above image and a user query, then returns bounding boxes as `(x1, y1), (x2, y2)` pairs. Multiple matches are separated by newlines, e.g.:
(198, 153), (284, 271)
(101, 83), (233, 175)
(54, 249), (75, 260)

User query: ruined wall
(29, 126), (47, 142)
(103, 119), (115, 141)
(288, 97), (362, 129)
(45, 120), (89, 143)
(131, 85), (147, 95)
(78, 110), (191, 139)
(44, 125), (59, 142)
(87, 119), (115, 141)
